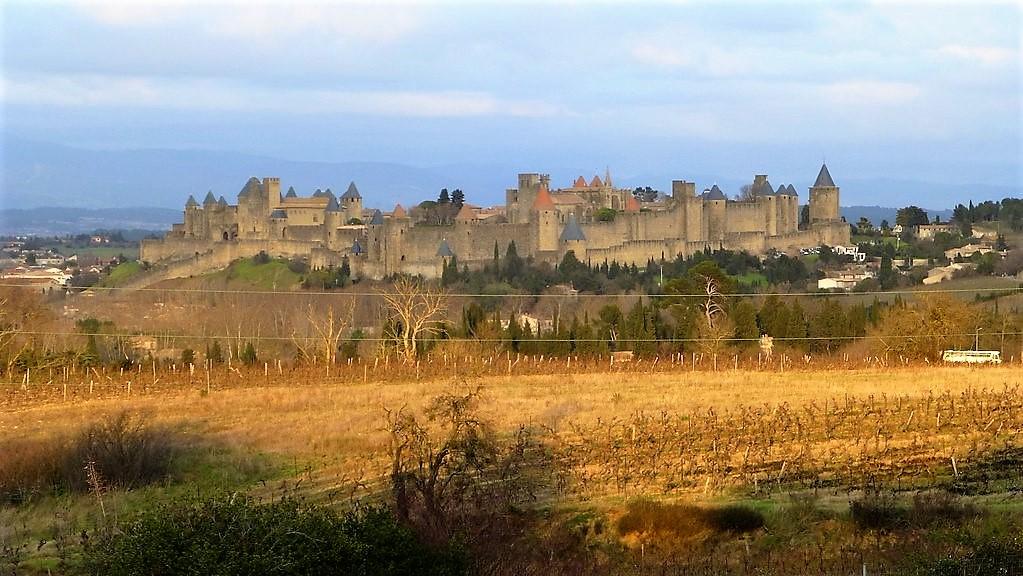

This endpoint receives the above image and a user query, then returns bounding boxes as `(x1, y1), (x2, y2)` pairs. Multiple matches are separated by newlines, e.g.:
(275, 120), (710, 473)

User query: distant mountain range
(1, 136), (1014, 235)
(0, 205), (952, 237)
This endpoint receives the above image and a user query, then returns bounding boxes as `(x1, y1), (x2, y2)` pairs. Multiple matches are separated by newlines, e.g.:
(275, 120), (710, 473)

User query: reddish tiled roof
(392, 203), (407, 218)
(625, 195), (641, 212)
(531, 183), (555, 211)
(456, 204), (476, 220)
(590, 175), (603, 187)
(573, 176), (587, 188)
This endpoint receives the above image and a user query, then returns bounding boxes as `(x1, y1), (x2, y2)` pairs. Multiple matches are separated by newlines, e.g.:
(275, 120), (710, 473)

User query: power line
(2, 282), (1020, 299)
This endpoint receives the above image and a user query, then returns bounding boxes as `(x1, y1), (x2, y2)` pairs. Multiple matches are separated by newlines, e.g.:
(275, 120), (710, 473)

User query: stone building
(141, 164), (849, 282)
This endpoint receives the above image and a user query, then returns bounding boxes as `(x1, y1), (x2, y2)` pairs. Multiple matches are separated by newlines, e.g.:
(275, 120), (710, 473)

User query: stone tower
(705, 185), (727, 245)
(809, 163), (840, 224)
(532, 182), (559, 252)
(340, 181), (363, 222)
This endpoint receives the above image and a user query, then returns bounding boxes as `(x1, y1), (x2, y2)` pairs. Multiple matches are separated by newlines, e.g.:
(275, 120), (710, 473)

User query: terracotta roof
(573, 176), (587, 188)
(456, 204), (476, 220)
(625, 195), (641, 212)
(392, 203), (407, 218)
(551, 192), (586, 205)
(589, 175), (603, 187)
(531, 183), (555, 211)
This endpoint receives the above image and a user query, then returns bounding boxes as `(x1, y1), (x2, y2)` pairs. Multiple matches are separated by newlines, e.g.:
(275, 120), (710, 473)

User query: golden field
(4, 364), (1022, 502)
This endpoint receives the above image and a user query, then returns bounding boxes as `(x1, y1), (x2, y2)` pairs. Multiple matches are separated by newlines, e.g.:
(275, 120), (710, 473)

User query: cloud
(819, 80), (921, 106)
(630, 41), (752, 78)
(74, 1), (423, 46)
(935, 44), (1017, 67)
(0, 74), (562, 118)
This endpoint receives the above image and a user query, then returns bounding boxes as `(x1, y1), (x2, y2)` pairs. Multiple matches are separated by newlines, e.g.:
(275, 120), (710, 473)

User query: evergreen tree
(731, 300), (759, 348)
(340, 256), (351, 279)
(451, 189), (465, 208)
(438, 188), (450, 204)
(206, 340), (224, 364)
(240, 341), (257, 365)
(506, 312), (523, 351)
(786, 301), (808, 352)
(503, 241), (524, 280)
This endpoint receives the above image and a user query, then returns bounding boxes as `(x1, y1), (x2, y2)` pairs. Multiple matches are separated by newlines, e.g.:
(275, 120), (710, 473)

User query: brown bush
(617, 499), (764, 545)
(0, 412), (182, 503)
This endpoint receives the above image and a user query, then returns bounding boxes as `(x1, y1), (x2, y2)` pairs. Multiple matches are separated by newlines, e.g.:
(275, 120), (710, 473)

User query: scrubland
(3, 363), (1023, 574)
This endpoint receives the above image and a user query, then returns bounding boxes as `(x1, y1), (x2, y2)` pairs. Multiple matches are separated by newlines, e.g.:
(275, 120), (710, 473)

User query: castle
(140, 164), (849, 281)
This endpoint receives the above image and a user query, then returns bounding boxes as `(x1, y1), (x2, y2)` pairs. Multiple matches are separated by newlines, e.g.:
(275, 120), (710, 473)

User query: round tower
(532, 182), (559, 252)
(809, 163), (840, 224)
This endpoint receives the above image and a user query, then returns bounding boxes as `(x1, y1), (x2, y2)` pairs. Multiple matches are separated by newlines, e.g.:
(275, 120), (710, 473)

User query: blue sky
(2, 1), (1020, 202)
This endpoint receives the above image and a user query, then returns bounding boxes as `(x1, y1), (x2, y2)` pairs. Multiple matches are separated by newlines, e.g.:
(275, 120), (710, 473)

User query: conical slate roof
(326, 196), (341, 212)
(341, 181), (361, 200)
(436, 238), (455, 258)
(369, 209), (384, 225)
(312, 189), (324, 198)
(706, 185), (726, 200)
(324, 188), (335, 200)
(351, 239), (364, 255)
(560, 213), (586, 242)
(203, 191), (217, 205)
(185, 195), (199, 208)
(238, 177), (261, 198)
(218, 196), (228, 207)
(285, 187), (298, 198)
(786, 184), (798, 196)
(531, 183), (555, 211)
(814, 163), (836, 187)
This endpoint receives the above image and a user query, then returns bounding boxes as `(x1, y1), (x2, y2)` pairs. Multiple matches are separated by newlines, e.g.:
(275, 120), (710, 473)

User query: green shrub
(82, 495), (468, 576)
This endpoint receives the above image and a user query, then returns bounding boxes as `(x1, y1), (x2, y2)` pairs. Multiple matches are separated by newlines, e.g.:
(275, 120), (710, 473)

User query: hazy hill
(3, 137), (1016, 224)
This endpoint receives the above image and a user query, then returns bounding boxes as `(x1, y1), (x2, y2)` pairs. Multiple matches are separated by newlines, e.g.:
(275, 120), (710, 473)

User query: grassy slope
(203, 258), (303, 291)
(99, 261), (143, 287)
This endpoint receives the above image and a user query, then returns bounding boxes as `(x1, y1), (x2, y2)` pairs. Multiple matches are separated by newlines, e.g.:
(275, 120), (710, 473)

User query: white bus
(941, 350), (1002, 365)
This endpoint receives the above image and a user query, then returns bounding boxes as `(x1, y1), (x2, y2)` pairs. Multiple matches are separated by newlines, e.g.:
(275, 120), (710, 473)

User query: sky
(2, 0), (1021, 201)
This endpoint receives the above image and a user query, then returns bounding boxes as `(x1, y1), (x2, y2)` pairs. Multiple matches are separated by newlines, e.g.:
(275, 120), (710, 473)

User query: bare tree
(380, 277), (448, 362)
(735, 184), (756, 202)
(697, 276), (731, 356)
(291, 298), (356, 375)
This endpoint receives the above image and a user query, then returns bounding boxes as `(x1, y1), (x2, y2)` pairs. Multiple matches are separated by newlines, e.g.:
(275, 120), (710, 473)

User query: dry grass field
(4, 364), (1021, 497)
(4, 363), (1023, 574)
